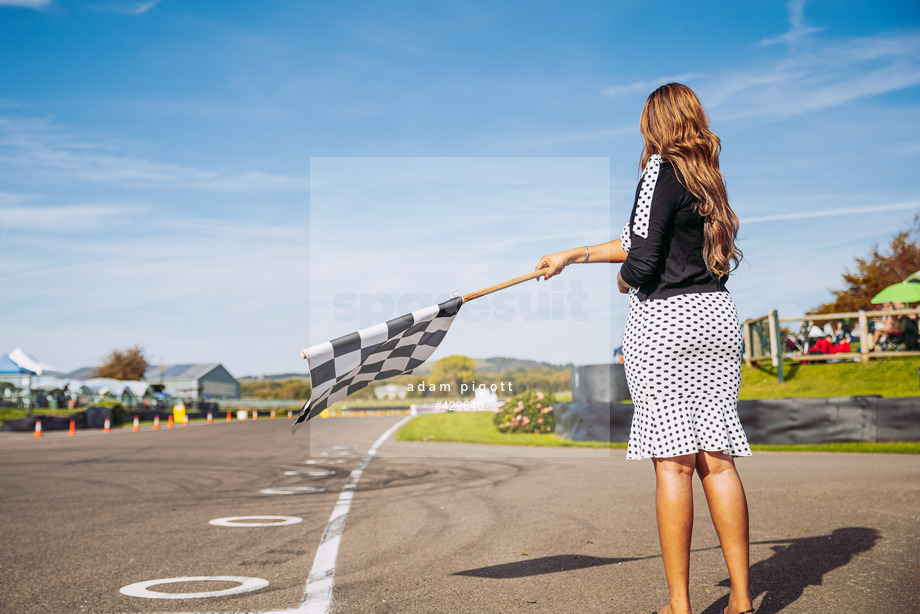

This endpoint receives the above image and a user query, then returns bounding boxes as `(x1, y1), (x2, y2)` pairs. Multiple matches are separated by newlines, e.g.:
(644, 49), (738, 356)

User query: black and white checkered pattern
(292, 296), (463, 432)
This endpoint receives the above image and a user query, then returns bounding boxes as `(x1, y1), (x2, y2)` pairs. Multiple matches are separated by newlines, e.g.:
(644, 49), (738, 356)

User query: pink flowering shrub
(493, 390), (556, 434)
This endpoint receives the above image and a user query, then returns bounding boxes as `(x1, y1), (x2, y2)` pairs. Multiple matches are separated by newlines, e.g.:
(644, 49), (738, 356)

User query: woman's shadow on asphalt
(702, 526), (881, 614)
(453, 553), (657, 579)
(453, 526), (880, 614)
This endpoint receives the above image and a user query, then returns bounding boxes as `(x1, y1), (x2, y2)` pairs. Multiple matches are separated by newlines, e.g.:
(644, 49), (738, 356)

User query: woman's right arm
(535, 239), (628, 280)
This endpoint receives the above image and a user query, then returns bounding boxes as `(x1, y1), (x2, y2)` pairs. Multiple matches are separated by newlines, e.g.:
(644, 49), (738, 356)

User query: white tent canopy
(27, 376), (76, 391)
(26, 377), (157, 408)
(8, 347), (61, 377)
(80, 378), (155, 398)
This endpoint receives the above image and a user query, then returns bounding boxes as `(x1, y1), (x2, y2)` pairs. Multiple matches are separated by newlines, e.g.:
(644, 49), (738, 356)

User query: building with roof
(64, 366), (101, 380)
(65, 363), (240, 401)
(144, 364), (240, 400)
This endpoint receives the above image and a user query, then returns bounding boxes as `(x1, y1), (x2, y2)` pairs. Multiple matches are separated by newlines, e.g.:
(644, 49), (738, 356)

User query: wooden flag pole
(462, 269), (548, 302)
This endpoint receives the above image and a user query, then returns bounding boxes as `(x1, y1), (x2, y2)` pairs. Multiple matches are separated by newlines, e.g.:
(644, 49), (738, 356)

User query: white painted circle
(259, 486), (326, 495)
(209, 516), (303, 527)
(284, 470), (335, 477)
(119, 576), (268, 599)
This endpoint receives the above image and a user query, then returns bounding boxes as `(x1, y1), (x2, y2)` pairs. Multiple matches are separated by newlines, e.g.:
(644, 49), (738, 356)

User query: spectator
(894, 302), (919, 351)
(831, 335), (851, 354)
(807, 321), (824, 345)
(872, 304), (897, 349)
(810, 335), (834, 355)
(833, 320), (849, 343)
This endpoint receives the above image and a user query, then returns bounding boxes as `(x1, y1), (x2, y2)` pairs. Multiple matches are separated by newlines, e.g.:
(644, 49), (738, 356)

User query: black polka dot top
(619, 155), (728, 301)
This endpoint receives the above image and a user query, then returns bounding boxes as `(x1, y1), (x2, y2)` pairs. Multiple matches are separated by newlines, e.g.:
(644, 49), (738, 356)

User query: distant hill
(412, 356), (572, 375)
(239, 372), (308, 382)
(242, 357), (571, 381)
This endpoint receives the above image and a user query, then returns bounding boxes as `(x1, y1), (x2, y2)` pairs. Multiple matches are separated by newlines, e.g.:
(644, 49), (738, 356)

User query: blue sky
(0, 0), (918, 377)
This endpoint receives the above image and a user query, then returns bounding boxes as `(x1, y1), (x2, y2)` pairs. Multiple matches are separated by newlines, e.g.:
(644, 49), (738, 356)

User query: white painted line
(305, 459), (345, 465)
(319, 450), (351, 457)
(133, 416), (416, 614)
(259, 486), (326, 495)
(284, 470), (335, 477)
(209, 516), (304, 527)
(300, 415), (413, 614)
(120, 576), (269, 599)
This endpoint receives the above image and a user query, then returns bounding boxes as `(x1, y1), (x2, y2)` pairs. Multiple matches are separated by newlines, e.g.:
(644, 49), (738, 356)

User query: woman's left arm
(535, 239), (627, 280)
(618, 166), (682, 292)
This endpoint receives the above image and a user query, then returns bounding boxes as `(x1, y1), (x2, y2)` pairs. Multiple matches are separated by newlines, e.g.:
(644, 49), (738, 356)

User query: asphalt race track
(1, 415), (918, 613)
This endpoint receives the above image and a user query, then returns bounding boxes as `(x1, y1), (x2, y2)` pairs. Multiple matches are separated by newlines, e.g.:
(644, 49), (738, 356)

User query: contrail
(743, 201), (919, 224)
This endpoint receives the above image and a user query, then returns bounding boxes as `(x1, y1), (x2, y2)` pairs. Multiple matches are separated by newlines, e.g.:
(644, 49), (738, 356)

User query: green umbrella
(871, 274), (920, 304)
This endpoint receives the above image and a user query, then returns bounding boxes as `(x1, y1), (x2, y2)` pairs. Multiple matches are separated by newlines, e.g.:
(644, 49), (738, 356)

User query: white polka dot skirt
(623, 291), (752, 460)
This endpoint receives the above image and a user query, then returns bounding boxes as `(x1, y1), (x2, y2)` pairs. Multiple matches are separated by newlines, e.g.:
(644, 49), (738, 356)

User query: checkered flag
(292, 296), (463, 433)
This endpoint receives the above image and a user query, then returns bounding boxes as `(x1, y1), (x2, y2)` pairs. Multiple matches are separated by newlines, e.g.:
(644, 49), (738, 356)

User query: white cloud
(85, 0), (162, 15)
(0, 212), (307, 318)
(600, 73), (706, 98)
(513, 124), (635, 149)
(703, 32), (920, 122)
(743, 201), (920, 224)
(0, 0), (53, 8)
(761, 0), (825, 47)
(596, 5), (919, 127)
(0, 191), (32, 205)
(0, 214), (311, 374)
(0, 203), (145, 232)
(0, 116), (308, 192)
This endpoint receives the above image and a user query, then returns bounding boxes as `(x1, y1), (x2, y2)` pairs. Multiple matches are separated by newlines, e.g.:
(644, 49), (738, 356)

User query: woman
(871, 304), (897, 349)
(535, 83), (754, 614)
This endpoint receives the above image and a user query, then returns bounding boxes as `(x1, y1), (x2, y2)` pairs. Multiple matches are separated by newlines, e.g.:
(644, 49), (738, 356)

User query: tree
(503, 366), (571, 393)
(97, 345), (149, 380)
(430, 355), (476, 396)
(811, 215), (920, 314)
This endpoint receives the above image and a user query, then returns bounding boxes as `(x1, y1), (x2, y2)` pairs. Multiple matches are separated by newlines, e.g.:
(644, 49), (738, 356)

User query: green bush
(90, 401), (127, 426)
(493, 390), (556, 434)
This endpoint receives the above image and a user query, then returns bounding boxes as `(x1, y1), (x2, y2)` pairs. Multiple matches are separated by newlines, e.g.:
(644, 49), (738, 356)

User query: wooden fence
(742, 307), (920, 382)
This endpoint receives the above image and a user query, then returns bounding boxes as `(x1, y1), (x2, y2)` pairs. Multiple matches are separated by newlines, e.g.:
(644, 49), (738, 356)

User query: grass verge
(0, 408), (75, 422)
(740, 356), (920, 399)
(396, 411), (623, 449)
(396, 411), (920, 454)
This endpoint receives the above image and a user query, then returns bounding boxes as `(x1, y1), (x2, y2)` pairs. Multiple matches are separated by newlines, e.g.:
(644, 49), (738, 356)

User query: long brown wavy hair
(639, 82), (742, 278)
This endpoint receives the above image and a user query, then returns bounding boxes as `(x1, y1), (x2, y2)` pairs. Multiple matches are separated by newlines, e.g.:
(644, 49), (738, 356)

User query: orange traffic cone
(103, 418), (111, 433)
(132, 416), (140, 432)
(207, 412), (213, 424)
(167, 415), (174, 429)
(253, 410), (259, 420)
(287, 410), (293, 419)
(33, 419), (43, 438)
(270, 409), (276, 419)
(183, 414), (189, 427)
(226, 411), (232, 422)
(153, 415), (160, 430)
(68, 419), (76, 436)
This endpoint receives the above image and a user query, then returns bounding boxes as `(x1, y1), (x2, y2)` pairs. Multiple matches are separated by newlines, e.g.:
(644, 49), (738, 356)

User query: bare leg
(653, 455), (696, 614)
(696, 450), (754, 614)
